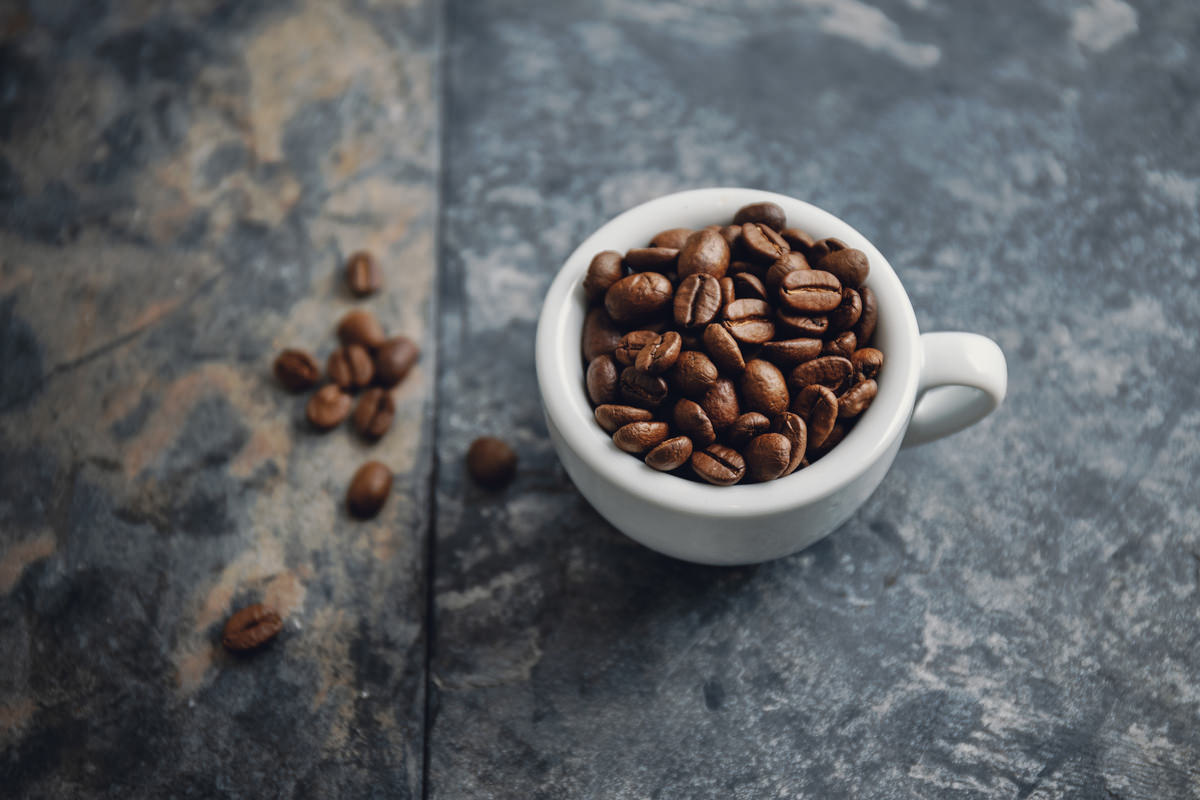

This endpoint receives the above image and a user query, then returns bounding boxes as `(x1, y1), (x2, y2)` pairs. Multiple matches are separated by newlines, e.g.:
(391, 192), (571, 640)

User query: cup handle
(901, 332), (1007, 448)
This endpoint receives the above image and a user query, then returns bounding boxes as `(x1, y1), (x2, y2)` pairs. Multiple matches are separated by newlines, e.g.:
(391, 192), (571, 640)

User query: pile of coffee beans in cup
(581, 201), (883, 486)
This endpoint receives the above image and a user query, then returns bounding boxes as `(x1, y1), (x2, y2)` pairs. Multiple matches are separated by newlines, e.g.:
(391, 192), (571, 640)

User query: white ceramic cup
(535, 188), (1007, 565)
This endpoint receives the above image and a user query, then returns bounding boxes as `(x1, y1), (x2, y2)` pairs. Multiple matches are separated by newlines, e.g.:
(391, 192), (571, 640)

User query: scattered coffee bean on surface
(353, 388), (395, 439)
(307, 384), (352, 429)
(274, 349), (320, 391)
(337, 309), (387, 349)
(347, 461), (393, 518)
(345, 250), (382, 296)
(328, 344), (374, 389)
(375, 336), (420, 387)
(223, 604), (283, 652)
(467, 436), (518, 489)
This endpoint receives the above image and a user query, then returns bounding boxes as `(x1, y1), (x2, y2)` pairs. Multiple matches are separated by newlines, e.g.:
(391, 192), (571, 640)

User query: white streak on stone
(809, 0), (941, 68)
(1070, 0), (1138, 52)
(1145, 170), (1200, 211)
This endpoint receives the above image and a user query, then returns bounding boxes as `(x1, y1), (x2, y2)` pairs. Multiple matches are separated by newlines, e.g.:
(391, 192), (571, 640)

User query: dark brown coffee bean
(739, 359), (789, 416)
(854, 286), (878, 345)
(718, 224), (743, 247)
(817, 248), (870, 288)
(645, 436), (694, 471)
(328, 344), (374, 389)
(838, 379), (878, 418)
(613, 421), (672, 455)
(852, 347), (884, 380)
(776, 308), (830, 337)
(764, 253), (810, 294)
(744, 433), (792, 482)
(625, 247), (679, 271)
(732, 272), (767, 301)
(347, 460), (393, 517)
(781, 228), (815, 254)
(605, 272), (673, 323)
(789, 356), (854, 392)
(636, 331), (682, 374)
(222, 604), (283, 652)
(594, 404), (654, 433)
(619, 366), (669, 409)
(760, 338), (822, 367)
(586, 355), (620, 405)
(337, 310), (387, 349)
(780, 269), (843, 314)
(650, 228), (693, 250)
(699, 377), (740, 430)
(582, 308), (623, 362)
(353, 388), (395, 439)
(674, 398), (717, 447)
(791, 385), (838, 448)
(726, 412), (771, 448)
(703, 323), (746, 374)
(677, 228), (731, 279)
(733, 201), (787, 231)
(771, 411), (807, 476)
(691, 444), (746, 486)
(614, 330), (659, 366)
(728, 260), (765, 279)
(466, 437), (517, 488)
(674, 274), (722, 328)
(827, 287), (863, 331)
(584, 251), (625, 304)
(808, 237), (848, 263)
(720, 276), (736, 309)
(809, 421), (847, 459)
(345, 250), (382, 296)
(273, 349), (320, 391)
(740, 222), (790, 263)
(823, 330), (858, 359)
(671, 351), (719, 397)
(307, 384), (352, 429)
(722, 299), (775, 344)
(375, 336), (420, 387)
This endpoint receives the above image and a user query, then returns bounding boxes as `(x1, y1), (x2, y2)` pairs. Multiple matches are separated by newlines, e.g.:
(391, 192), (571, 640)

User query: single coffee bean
(307, 384), (352, 429)
(347, 460), (393, 516)
(583, 308), (623, 362)
(764, 253), (810, 294)
(345, 250), (382, 296)
(728, 260), (765, 279)
(353, 388), (395, 439)
(586, 355), (620, 405)
(674, 273), (722, 328)
(854, 286), (878, 345)
(625, 247), (679, 271)
(779, 269), (843, 314)
(674, 398), (717, 447)
(584, 251), (625, 303)
(781, 228), (816, 254)
(771, 411), (807, 476)
(823, 330), (858, 359)
(612, 421), (672, 455)
(817, 248), (870, 288)
(222, 604), (283, 652)
(776, 308), (830, 337)
(703, 323), (746, 374)
(732, 272), (767, 301)
(327, 344), (374, 389)
(722, 299), (775, 344)
(619, 366), (670, 409)
(740, 222), (790, 263)
(791, 384), (838, 448)
(827, 287), (863, 331)
(691, 444), (746, 486)
(650, 228), (693, 250)
(615, 330), (659, 366)
(726, 412), (771, 448)
(739, 359), (789, 416)
(645, 435), (694, 471)
(789, 356), (854, 392)
(760, 338), (822, 367)
(809, 421), (847, 459)
(744, 433), (792, 482)
(375, 336), (420, 387)
(337, 309), (387, 349)
(720, 276), (736, 309)
(594, 404), (654, 433)
(838, 379), (878, 418)
(808, 237), (848, 263)
(466, 436), (517, 488)
(677, 228), (731, 279)
(636, 331), (682, 374)
(605, 272), (673, 323)
(671, 350), (720, 397)
(273, 349), (320, 392)
(852, 347), (884, 380)
(699, 377), (740, 430)
(733, 201), (787, 231)
(718, 224), (743, 248)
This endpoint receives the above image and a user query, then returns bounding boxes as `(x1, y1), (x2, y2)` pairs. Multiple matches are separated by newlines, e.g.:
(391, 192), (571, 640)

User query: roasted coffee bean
(809, 421), (847, 459)
(780, 270), (843, 314)
(720, 276), (736, 309)
(827, 287), (863, 331)
(718, 224), (743, 247)
(703, 323), (746, 374)
(808, 237), (848, 263)
(674, 398), (717, 447)
(817, 248), (870, 288)
(732, 272), (767, 301)
(328, 344), (374, 389)
(353, 388), (395, 439)
(650, 228), (693, 249)
(854, 286), (878, 345)
(765, 253), (810, 294)
(740, 222), (790, 263)
(726, 412), (771, 448)
(374, 336), (420, 387)
(838, 379), (878, 418)
(222, 604), (283, 652)
(345, 250), (382, 296)
(691, 444), (746, 486)
(586, 355), (620, 405)
(636, 331), (682, 374)
(307, 384), (352, 429)
(781, 228), (815, 254)
(728, 260), (765, 279)
(671, 350), (720, 397)
(615, 330), (659, 366)
(674, 274), (722, 328)
(776, 308), (830, 337)
(594, 404), (654, 433)
(645, 436), (694, 471)
(744, 433), (792, 482)
(620, 366), (670, 409)
(625, 247), (679, 271)
(823, 330), (858, 359)
(739, 359), (789, 416)
(582, 308), (623, 362)
(852, 347), (884, 380)
(605, 272), (673, 323)
(613, 421), (672, 455)
(771, 411), (807, 476)
(760, 337), (822, 367)
(791, 384), (838, 448)
(337, 310), (387, 349)
(467, 436), (517, 488)
(584, 251), (625, 303)
(789, 356), (854, 392)
(347, 460), (393, 517)
(274, 349), (320, 391)
(733, 201), (786, 231)
(699, 377), (740, 430)
(677, 228), (731, 279)
(723, 299), (775, 344)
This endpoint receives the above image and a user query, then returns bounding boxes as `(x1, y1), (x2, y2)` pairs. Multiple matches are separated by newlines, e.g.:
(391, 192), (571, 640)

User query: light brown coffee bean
(328, 344), (374, 389)
(789, 356), (854, 392)
(744, 433), (792, 482)
(584, 251), (625, 303)
(699, 377), (740, 430)
(854, 286), (878, 345)
(760, 338), (822, 367)
(703, 323), (746, 374)
(307, 384), (352, 429)
(625, 247), (679, 272)
(677, 228), (731, 279)
(347, 460), (393, 517)
(722, 299), (775, 344)
(765, 254), (809, 293)
(352, 388), (395, 439)
(605, 272), (673, 323)
(636, 331), (682, 374)
(726, 412), (771, 448)
(780, 269), (843, 314)
(650, 228), (693, 249)
(345, 250), (382, 296)
(467, 436), (517, 488)
(273, 349), (320, 392)
(619, 366), (670, 409)
(771, 411), (807, 476)
(615, 330), (659, 366)
(732, 272), (767, 301)
(674, 274), (722, 328)
(613, 421), (672, 454)
(733, 201), (787, 231)
(852, 347), (884, 380)
(808, 237), (848, 263)
(671, 350), (719, 398)
(374, 336), (419, 387)
(720, 276), (736, 308)
(222, 604), (283, 652)
(739, 359), (789, 416)
(838, 379), (878, 418)
(582, 308), (623, 362)
(337, 310), (387, 349)
(645, 436), (694, 471)
(674, 398), (717, 447)
(823, 331), (858, 359)
(776, 308), (830, 337)
(827, 287), (863, 331)
(791, 384), (838, 448)
(594, 404), (654, 433)
(740, 222), (790, 263)
(691, 444), (746, 486)
(586, 355), (620, 405)
(817, 248), (870, 288)
(781, 228), (815, 254)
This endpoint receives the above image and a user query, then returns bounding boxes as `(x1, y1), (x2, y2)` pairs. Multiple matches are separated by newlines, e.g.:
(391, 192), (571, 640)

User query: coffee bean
(337, 309), (387, 349)
(854, 286), (878, 345)
(764, 251), (811, 294)
(775, 308), (830, 337)
(779, 270), (843, 314)
(466, 436), (517, 488)
(791, 384), (838, 448)
(732, 272), (767, 301)
(852, 347), (884, 380)
(673, 398), (717, 447)
(744, 433), (792, 482)
(345, 250), (382, 296)
(739, 359), (789, 416)
(307, 384), (352, 429)
(594, 404), (654, 433)
(674, 273), (722, 328)
(771, 411), (807, 476)
(808, 237), (848, 263)
(809, 421), (847, 458)
(650, 228), (693, 249)
(615, 330), (659, 366)
(328, 344), (374, 389)
(636, 331), (682, 374)
(222, 604), (283, 652)
(374, 336), (419, 387)
(718, 224), (743, 248)
(720, 276), (736, 309)
(699, 377), (740, 430)
(740, 222), (790, 263)
(691, 444), (746, 486)
(619, 366), (670, 409)
(582, 308), (623, 362)
(817, 248), (869, 288)
(347, 460), (393, 516)
(789, 356), (854, 392)
(671, 350), (719, 397)
(722, 299), (775, 344)
(605, 272), (673, 323)
(728, 260), (765, 280)
(726, 412), (771, 448)
(733, 201), (786, 231)
(677, 228), (731, 279)
(826, 287), (863, 331)
(625, 247), (679, 272)
(645, 436), (694, 471)
(838, 379), (878, 418)
(781, 228), (815, 254)
(703, 322), (746, 374)
(823, 330), (858, 359)
(584, 251), (625, 303)
(353, 388), (395, 439)
(760, 337), (822, 367)
(274, 349), (320, 391)
(613, 421), (672, 454)
(586, 355), (620, 405)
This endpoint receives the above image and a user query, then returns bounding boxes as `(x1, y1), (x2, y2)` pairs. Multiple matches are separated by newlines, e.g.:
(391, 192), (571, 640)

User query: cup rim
(535, 188), (921, 518)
